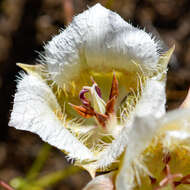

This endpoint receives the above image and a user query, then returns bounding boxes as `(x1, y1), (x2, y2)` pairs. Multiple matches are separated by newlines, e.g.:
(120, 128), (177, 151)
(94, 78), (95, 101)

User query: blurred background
(0, 0), (190, 189)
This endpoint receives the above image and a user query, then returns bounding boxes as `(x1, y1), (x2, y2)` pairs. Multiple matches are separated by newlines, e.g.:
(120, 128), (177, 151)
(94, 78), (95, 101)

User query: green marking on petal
(17, 63), (44, 76)
(158, 45), (175, 71)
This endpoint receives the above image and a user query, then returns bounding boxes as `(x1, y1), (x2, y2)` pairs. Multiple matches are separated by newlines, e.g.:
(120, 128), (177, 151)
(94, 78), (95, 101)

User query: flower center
(152, 153), (190, 190)
(69, 73), (119, 129)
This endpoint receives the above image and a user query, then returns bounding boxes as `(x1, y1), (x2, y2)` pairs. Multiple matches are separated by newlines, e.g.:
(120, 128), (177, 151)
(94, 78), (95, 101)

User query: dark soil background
(0, 0), (190, 189)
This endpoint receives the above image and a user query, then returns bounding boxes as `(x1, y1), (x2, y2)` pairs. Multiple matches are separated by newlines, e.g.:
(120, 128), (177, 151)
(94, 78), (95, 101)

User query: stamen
(154, 153), (183, 190)
(69, 103), (94, 118)
(154, 153), (190, 190)
(105, 72), (119, 116)
(69, 73), (119, 129)
(109, 72), (119, 100)
(105, 96), (116, 115)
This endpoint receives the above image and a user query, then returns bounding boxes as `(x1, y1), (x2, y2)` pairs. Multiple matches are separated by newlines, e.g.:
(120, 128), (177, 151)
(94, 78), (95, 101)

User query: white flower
(9, 4), (173, 177)
(116, 107), (190, 190)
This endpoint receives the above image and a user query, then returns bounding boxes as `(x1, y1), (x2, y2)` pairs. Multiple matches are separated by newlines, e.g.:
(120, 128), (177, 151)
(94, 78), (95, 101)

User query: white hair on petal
(39, 3), (160, 88)
(9, 73), (94, 161)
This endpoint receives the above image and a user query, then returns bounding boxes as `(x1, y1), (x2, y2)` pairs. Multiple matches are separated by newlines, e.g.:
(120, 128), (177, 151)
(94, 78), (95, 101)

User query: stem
(26, 143), (51, 181)
(35, 166), (81, 188)
(0, 180), (15, 190)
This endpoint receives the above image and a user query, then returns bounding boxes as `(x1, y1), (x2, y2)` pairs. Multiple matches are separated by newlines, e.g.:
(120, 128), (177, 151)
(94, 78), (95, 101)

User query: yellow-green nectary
(9, 3), (173, 177)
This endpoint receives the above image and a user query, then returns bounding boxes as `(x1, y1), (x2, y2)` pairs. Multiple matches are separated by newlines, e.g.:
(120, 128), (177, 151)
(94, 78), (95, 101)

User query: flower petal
(159, 108), (190, 132)
(115, 116), (158, 190)
(94, 126), (130, 169)
(41, 3), (159, 88)
(134, 46), (175, 119)
(9, 73), (94, 161)
(134, 78), (166, 118)
(115, 108), (190, 190)
(83, 172), (115, 190)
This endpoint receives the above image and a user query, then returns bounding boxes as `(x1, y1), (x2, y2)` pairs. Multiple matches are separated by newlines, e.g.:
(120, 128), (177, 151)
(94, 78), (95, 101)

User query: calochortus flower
(116, 107), (190, 190)
(9, 4), (173, 177)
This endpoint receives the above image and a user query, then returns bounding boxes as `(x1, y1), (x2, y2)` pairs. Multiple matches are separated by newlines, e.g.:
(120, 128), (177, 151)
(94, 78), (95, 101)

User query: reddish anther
(109, 72), (119, 100)
(105, 96), (116, 115)
(105, 72), (119, 116)
(0, 180), (15, 190)
(69, 103), (94, 118)
(70, 73), (119, 128)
